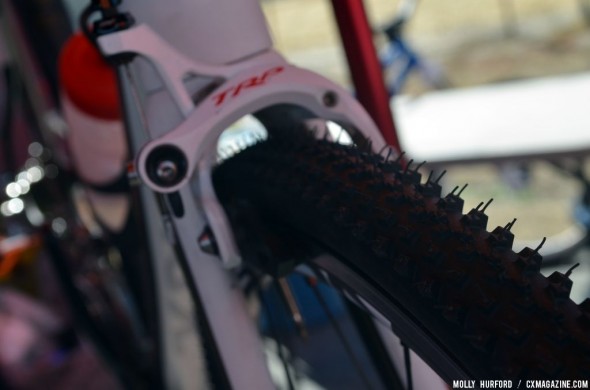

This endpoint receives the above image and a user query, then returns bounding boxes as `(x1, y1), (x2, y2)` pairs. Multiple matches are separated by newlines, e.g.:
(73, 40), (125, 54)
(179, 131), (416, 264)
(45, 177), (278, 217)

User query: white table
(392, 72), (590, 165)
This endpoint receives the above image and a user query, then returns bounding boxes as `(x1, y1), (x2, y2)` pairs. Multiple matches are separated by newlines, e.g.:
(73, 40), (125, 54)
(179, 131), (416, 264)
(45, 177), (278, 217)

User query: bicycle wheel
(212, 128), (590, 382)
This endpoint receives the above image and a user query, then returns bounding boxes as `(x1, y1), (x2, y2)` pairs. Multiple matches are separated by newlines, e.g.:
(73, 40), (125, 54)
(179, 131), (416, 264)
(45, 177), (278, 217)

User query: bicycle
(1, 0), (590, 388)
(373, 0), (449, 96)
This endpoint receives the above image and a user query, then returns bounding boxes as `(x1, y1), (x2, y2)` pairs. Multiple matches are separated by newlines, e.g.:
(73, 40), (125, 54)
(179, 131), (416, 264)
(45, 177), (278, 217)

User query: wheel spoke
(261, 286), (296, 390)
(277, 277), (308, 339)
(403, 343), (414, 390)
(305, 276), (376, 390)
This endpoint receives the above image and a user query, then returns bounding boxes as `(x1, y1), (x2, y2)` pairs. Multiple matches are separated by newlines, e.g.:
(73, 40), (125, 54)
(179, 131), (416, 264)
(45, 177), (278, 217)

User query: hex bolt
(156, 160), (179, 183)
(145, 145), (188, 188)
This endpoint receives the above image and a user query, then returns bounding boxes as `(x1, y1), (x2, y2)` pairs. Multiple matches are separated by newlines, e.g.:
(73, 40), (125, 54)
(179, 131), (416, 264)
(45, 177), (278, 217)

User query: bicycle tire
(212, 129), (590, 382)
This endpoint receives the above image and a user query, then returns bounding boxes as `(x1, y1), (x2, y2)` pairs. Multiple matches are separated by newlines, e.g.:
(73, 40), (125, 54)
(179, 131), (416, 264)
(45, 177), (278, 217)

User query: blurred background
(263, 0), (590, 91)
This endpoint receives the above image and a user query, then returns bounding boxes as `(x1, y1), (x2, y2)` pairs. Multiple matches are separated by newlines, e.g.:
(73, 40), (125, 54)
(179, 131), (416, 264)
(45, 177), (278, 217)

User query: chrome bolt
(156, 160), (178, 183)
(146, 145), (187, 187)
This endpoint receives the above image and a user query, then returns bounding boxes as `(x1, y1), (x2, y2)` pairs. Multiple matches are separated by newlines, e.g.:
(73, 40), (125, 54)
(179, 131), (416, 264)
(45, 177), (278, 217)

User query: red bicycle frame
(330, 0), (401, 152)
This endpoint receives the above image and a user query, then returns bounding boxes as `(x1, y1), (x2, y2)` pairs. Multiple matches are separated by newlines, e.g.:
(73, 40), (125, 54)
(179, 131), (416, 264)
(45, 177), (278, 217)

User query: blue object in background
(259, 273), (346, 334)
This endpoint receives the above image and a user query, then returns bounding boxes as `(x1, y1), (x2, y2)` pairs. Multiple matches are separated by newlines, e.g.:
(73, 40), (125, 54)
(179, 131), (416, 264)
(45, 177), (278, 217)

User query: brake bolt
(156, 160), (178, 183)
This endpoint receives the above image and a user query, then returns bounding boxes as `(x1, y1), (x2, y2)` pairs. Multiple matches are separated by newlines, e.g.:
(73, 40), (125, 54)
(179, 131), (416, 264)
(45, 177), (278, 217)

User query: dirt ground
(260, 0), (590, 245)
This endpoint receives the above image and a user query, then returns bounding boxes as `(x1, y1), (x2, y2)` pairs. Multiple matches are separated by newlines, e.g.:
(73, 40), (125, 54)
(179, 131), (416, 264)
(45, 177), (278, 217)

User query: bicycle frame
(330, 0), (402, 151)
(97, 0), (391, 388)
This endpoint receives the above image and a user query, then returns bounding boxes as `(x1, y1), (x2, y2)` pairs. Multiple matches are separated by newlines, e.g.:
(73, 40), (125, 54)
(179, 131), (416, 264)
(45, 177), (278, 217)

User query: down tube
(330, 0), (402, 151)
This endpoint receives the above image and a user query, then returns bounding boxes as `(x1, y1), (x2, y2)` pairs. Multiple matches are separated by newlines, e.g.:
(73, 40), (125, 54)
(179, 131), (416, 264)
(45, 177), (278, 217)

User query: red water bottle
(59, 32), (127, 187)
